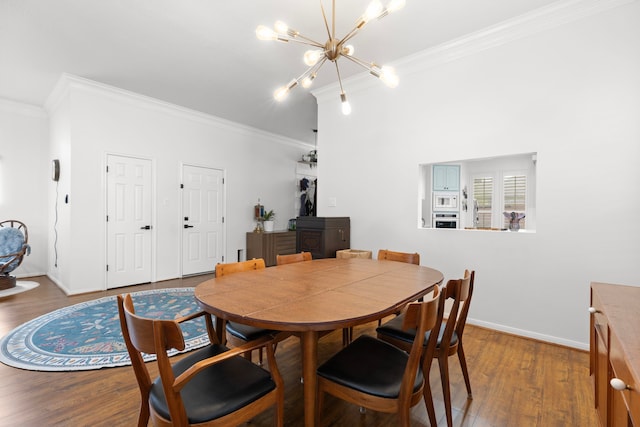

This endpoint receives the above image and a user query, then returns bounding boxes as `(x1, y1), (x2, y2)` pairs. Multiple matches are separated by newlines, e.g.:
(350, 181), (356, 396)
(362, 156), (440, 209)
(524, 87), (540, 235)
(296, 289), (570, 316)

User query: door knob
(140, 225), (152, 230)
(184, 224), (194, 229)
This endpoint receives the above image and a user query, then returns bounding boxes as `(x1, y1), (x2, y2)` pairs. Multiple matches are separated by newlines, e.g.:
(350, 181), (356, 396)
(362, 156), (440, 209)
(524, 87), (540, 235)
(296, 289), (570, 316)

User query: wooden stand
(246, 231), (296, 267)
(0, 275), (17, 290)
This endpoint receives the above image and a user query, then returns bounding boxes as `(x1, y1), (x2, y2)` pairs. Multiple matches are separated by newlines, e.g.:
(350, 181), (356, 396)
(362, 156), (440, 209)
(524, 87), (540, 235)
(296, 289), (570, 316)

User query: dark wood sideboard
(246, 230), (296, 267)
(296, 216), (350, 259)
(590, 282), (640, 426)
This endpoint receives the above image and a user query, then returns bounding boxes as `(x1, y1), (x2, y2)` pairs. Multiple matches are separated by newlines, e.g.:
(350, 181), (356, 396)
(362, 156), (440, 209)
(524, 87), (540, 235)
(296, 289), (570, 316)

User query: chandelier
(256, 0), (405, 115)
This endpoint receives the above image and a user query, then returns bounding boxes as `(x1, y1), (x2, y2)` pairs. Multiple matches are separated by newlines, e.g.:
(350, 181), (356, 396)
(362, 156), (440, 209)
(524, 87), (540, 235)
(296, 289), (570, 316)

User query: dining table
(194, 257), (444, 426)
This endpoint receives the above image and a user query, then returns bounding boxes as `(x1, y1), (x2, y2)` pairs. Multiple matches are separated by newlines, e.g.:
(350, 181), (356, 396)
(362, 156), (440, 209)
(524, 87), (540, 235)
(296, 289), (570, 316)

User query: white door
(106, 155), (153, 288)
(182, 165), (224, 275)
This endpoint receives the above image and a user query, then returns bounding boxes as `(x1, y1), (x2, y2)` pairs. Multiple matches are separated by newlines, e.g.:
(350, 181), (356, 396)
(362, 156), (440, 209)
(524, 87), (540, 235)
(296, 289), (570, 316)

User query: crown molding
(45, 73), (310, 149)
(313, 0), (637, 102)
(0, 98), (47, 118)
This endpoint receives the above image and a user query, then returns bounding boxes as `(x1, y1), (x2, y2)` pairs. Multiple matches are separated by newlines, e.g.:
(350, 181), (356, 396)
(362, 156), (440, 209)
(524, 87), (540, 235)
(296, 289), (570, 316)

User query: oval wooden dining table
(195, 257), (444, 426)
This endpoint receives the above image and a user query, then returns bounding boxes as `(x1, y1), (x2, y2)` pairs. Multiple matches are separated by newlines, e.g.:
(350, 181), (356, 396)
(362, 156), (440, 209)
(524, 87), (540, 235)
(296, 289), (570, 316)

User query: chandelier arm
(334, 60), (346, 94)
(297, 57), (329, 82)
(283, 38), (325, 48)
(291, 33), (326, 47)
(317, 56), (329, 71)
(311, 56), (329, 75)
(332, 0), (336, 39)
(338, 26), (364, 46)
(320, 1), (332, 42)
(341, 54), (374, 71)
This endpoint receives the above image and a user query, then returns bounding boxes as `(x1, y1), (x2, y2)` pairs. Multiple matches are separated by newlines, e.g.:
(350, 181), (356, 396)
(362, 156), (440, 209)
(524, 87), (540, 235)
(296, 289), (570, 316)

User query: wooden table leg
(215, 317), (226, 345)
(301, 330), (319, 427)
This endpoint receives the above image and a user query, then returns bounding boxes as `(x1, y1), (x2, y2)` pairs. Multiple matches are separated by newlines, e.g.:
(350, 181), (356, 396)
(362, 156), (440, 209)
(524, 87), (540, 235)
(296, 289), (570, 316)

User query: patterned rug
(0, 287), (210, 371)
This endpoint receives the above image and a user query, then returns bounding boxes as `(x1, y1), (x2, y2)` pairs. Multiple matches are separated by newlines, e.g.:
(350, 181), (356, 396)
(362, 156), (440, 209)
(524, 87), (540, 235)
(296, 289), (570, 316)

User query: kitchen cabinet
(590, 282), (640, 427)
(296, 217), (350, 259)
(433, 165), (460, 191)
(246, 230), (296, 267)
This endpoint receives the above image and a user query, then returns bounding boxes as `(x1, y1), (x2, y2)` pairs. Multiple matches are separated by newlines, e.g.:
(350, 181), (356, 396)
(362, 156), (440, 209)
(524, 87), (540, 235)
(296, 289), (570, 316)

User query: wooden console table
(246, 230), (296, 267)
(590, 282), (640, 426)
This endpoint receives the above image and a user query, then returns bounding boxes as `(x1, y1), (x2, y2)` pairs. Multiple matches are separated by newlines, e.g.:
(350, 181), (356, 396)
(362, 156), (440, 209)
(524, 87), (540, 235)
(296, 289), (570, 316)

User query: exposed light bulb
(256, 25), (279, 41)
(301, 73), (316, 88)
(340, 93), (352, 115)
(387, 0), (406, 13)
(342, 45), (354, 56)
(274, 86), (289, 102)
(274, 20), (289, 34)
(303, 50), (324, 66)
(274, 79), (298, 101)
(379, 66), (399, 88)
(363, 0), (384, 22)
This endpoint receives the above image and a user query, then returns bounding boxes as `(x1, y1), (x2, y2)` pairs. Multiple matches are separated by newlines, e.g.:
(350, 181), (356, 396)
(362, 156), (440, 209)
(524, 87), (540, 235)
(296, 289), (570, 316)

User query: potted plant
(262, 210), (276, 232)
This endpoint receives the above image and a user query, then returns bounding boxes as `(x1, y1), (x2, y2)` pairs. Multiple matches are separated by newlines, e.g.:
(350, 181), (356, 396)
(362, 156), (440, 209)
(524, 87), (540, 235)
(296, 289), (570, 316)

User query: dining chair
(215, 258), (279, 365)
(377, 249), (420, 265)
(316, 286), (442, 427)
(376, 270), (475, 427)
(276, 251), (312, 265)
(117, 293), (284, 427)
(350, 249), (422, 338)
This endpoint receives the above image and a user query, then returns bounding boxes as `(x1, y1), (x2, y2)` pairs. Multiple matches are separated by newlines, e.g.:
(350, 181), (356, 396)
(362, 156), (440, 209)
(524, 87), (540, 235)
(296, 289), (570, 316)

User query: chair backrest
(455, 269), (475, 340)
(398, 286), (441, 402)
(117, 294), (190, 426)
(377, 249), (420, 265)
(0, 220), (29, 274)
(276, 251), (312, 265)
(215, 258), (266, 277)
(438, 270), (473, 355)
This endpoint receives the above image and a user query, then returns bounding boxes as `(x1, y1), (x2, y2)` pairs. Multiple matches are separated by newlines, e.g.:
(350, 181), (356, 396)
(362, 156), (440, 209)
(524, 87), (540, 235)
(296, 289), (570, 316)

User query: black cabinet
(296, 217), (350, 259)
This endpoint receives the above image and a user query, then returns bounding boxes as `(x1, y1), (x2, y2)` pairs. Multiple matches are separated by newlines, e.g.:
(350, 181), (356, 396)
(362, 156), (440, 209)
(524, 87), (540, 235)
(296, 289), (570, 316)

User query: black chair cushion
(226, 321), (276, 341)
(317, 335), (424, 398)
(376, 313), (459, 348)
(149, 343), (275, 424)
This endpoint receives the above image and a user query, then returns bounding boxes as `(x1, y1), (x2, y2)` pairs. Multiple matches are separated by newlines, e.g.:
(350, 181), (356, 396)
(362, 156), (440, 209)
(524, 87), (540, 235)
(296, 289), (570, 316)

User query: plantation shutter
(503, 175), (526, 228)
(473, 177), (493, 228)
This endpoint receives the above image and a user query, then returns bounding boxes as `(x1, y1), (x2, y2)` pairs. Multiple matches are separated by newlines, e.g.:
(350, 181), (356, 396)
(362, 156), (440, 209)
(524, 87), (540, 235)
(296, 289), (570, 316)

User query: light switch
(328, 197), (337, 207)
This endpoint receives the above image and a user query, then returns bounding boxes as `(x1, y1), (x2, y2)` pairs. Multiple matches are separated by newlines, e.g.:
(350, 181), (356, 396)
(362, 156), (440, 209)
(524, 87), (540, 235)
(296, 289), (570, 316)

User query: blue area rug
(0, 288), (210, 371)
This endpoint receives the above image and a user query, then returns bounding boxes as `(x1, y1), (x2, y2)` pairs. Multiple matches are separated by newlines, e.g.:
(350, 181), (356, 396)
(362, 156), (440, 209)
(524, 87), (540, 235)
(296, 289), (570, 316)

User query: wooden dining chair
(117, 293), (284, 427)
(348, 249), (421, 339)
(376, 270), (475, 427)
(377, 249), (420, 265)
(316, 286), (442, 427)
(276, 251), (312, 265)
(215, 258), (278, 365)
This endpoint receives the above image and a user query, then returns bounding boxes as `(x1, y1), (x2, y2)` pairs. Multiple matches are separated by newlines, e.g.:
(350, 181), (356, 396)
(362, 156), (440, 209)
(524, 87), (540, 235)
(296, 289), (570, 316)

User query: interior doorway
(106, 154), (153, 288)
(181, 164), (225, 276)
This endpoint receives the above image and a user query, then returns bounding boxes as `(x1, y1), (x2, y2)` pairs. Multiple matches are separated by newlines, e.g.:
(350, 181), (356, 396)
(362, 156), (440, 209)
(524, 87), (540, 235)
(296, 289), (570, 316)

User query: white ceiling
(0, 0), (559, 143)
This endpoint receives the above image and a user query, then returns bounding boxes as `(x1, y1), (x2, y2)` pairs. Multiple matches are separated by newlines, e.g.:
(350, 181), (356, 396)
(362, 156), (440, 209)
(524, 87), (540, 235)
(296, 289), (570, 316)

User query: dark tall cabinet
(296, 217), (350, 259)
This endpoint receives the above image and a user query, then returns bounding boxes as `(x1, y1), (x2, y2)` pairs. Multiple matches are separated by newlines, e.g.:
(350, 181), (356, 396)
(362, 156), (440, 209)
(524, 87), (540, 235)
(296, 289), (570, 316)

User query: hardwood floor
(0, 275), (598, 426)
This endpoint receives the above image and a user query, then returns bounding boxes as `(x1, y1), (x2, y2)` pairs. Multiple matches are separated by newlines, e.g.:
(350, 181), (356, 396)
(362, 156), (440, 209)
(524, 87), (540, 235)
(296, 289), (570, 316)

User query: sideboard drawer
(610, 331), (637, 423)
(591, 290), (608, 345)
(591, 282), (640, 427)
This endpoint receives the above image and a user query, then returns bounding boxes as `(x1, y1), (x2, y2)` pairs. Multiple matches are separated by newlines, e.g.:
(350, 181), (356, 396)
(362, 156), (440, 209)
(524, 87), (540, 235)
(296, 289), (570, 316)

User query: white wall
(0, 99), (48, 277)
(313, 1), (640, 348)
(45, 75), (311, 294)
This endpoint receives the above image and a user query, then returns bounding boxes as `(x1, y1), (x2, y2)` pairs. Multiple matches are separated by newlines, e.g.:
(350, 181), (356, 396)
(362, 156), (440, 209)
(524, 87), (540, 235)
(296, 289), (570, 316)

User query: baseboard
(468, 317), (588, 351)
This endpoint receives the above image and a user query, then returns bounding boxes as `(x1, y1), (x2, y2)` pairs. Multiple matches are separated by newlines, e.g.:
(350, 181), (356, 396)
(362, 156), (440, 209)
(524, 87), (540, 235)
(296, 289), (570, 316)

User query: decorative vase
(263, 220), (275, 232)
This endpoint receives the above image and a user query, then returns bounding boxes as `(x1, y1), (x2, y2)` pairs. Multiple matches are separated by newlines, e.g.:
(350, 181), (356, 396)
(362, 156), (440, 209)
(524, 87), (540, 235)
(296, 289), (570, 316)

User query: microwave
(433, 192), (458, 211)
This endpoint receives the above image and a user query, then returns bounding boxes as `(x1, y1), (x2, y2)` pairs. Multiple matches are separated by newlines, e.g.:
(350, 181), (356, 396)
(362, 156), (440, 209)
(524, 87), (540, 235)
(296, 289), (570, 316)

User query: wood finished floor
(0, 275), (598, 426)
